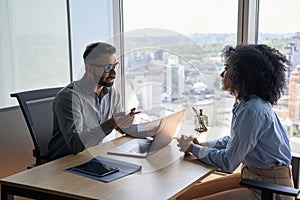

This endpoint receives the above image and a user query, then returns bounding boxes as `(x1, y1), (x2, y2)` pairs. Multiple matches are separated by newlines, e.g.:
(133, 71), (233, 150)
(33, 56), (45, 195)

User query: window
(68, 0), (115, 80)
(0, 0), (70, 108)
(0, 0), (116, 109)
(258, 0), (300, 137)
(122, 0), (238, 138)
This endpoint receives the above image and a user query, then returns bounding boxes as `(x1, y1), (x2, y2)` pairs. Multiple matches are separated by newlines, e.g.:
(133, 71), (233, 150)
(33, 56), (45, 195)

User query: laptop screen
(107, 110), (184, 158)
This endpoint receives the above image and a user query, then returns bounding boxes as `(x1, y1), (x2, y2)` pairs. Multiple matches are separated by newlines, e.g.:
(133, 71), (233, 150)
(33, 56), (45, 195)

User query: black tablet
(72, 161), (119, 177)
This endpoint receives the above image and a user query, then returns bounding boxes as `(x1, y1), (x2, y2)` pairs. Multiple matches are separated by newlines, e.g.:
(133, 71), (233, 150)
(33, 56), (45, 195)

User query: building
(289, 67), (300, 121)
(164, 55), (185, 101)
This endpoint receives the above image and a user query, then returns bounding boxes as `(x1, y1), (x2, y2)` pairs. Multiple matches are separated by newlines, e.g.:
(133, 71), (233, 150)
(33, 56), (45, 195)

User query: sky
(123, 0), (300, 34)
(259, 0), (300, 33)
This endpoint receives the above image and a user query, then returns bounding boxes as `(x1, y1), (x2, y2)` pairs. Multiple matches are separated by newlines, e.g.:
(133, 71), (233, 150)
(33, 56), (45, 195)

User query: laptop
(107, 110), (184, 158)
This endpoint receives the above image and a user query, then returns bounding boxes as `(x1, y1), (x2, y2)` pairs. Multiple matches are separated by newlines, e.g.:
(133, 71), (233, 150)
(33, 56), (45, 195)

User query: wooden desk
(1, 136), (216, 200)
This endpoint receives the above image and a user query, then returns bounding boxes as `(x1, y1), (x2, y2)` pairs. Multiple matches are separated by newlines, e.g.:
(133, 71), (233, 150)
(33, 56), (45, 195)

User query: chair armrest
(240, 178), (299, 197)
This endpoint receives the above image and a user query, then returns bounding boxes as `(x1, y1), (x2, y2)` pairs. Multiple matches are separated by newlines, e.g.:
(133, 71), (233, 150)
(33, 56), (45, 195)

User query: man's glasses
(89, 62), (120, 73)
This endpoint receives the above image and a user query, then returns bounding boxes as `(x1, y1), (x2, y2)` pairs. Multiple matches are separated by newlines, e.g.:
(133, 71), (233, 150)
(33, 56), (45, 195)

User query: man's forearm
(100, 118), (116, 136)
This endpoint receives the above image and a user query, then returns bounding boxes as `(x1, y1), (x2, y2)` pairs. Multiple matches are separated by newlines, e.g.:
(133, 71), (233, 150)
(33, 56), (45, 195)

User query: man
(48, 42), (152, 161)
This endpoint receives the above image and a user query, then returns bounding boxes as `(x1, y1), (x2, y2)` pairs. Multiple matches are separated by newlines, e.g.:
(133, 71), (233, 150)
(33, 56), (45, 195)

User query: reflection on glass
(122, 0), (238, 138)
(259, 0), (300, 137)
(0, 0), (70, 108)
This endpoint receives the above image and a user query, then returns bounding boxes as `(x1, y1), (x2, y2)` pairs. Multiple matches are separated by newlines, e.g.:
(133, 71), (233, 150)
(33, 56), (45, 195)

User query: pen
(129, 110), (141, 116)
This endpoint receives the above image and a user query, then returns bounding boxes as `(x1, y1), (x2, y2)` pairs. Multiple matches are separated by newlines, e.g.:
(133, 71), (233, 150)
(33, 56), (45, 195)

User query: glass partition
(258, 0), (300, 137)
(122, 0), (238, 139)
(0, 0), (70, 108)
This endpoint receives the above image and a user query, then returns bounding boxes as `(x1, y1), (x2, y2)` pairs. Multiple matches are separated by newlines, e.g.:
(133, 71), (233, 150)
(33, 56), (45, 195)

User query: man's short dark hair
(83, 42), (116, 63)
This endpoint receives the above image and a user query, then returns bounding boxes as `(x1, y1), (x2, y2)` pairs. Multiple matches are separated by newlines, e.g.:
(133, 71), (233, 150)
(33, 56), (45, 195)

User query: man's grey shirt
(48, 75), (122, 160)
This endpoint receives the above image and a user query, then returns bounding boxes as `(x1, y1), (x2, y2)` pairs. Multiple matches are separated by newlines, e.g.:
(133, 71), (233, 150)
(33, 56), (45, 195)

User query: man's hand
(177, 135), (194, 153)
(113, 112), (134, 129)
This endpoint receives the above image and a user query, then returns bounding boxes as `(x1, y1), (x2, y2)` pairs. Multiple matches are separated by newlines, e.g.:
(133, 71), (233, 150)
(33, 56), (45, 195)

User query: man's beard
(96, 75), (114, 87)
(99, 80), (113, 87)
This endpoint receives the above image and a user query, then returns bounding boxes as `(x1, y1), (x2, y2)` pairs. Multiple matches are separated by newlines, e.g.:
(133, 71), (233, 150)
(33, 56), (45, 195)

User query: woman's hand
(177, 135), (194, 153)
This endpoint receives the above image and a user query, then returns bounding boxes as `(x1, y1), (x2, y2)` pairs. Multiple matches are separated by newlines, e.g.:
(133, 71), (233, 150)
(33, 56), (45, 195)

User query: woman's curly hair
(221, 44), (291, 105)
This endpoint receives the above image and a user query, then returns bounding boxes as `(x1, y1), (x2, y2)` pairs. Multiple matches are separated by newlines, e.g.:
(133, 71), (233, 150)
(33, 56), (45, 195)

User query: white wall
(0, 107), (34, 178)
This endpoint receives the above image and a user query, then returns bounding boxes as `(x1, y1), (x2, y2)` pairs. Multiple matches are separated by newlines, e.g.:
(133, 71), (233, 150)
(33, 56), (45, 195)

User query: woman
(177, 44), (293, 200)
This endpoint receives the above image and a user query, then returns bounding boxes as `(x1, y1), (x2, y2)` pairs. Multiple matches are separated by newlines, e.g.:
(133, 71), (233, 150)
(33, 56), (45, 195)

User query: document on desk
(65, 156), (142, 182)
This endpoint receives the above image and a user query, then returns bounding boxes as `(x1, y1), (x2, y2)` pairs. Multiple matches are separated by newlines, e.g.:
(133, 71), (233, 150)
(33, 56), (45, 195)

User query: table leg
(1, 185), (14, 200)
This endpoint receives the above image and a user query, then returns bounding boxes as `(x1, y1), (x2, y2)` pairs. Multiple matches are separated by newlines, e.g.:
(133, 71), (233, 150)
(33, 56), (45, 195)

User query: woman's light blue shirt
(192, 95), (291, 172)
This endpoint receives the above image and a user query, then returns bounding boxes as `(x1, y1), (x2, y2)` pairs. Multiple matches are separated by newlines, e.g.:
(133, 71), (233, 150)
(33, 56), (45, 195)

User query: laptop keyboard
(129, 141), (152, 153)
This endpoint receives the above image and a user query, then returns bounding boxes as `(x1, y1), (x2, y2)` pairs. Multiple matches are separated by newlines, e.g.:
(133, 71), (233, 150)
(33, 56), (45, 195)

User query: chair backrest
(11, 87), (62, 165)
(292, 153), (300, 191)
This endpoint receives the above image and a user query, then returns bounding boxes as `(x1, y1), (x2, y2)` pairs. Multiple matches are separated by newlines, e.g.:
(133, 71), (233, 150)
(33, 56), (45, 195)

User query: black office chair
(11, 87), (62, 168)
(240, 154), (300, 200)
